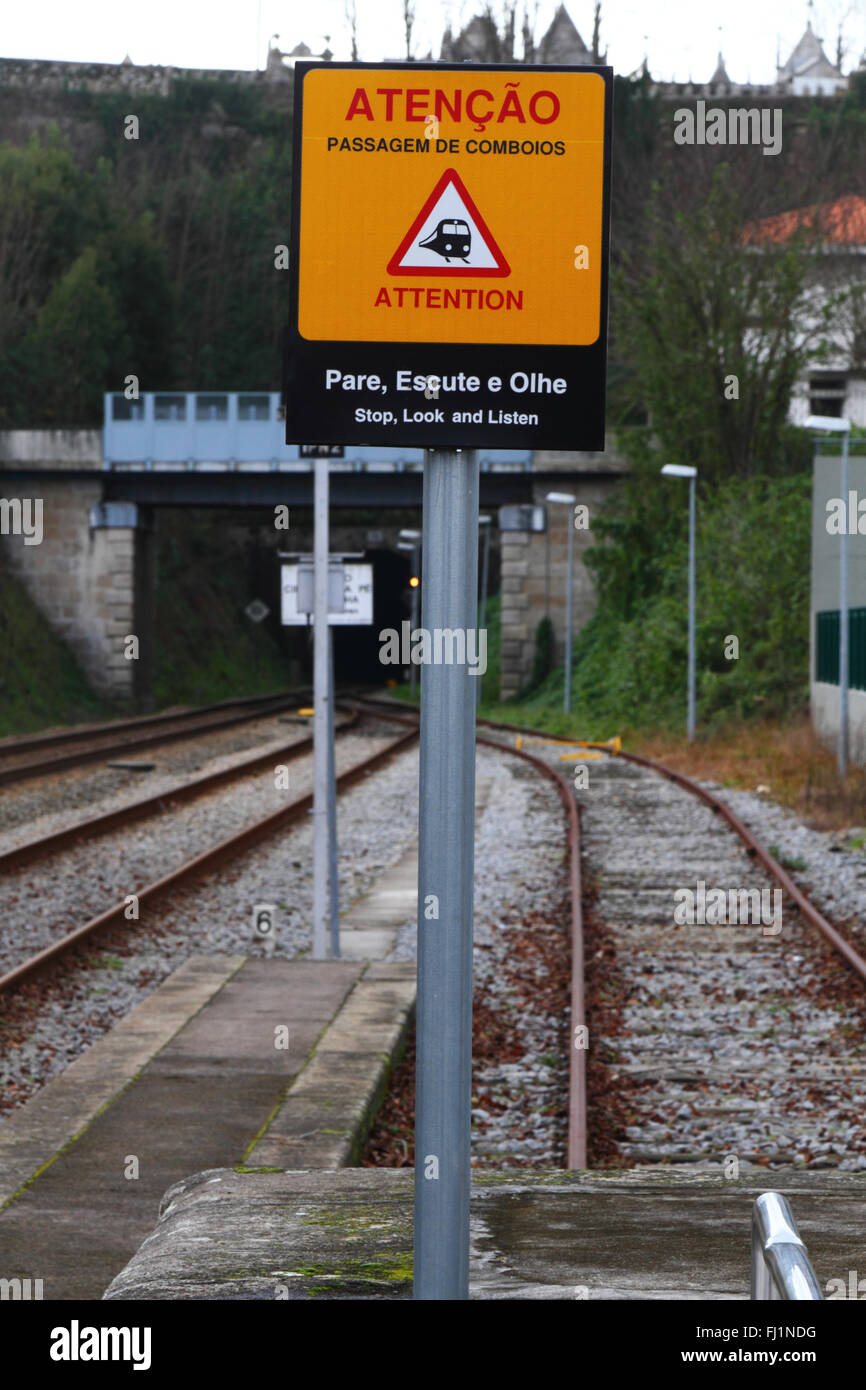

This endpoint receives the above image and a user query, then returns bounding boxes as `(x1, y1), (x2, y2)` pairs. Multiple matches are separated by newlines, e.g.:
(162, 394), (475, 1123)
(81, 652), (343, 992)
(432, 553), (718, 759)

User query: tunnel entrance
(332, 548), (411, 686)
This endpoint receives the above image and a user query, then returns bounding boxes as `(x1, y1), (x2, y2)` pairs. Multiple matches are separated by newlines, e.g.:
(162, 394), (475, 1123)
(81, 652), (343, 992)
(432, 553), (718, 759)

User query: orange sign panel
(296, 66), (607, 346)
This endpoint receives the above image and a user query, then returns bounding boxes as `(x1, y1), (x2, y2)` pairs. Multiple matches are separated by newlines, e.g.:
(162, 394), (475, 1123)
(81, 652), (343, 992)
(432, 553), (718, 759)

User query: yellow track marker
(515, 734), (621, 754)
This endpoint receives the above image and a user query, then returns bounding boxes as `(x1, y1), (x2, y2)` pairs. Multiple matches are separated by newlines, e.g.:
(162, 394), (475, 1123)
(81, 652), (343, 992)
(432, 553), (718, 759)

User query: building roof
(439, 15), (498, 61)
(777, 20), (841, 83)
(708, 52), (731, 87)
(536, 4), (593, 64)
(743, 195), (866, 247)
(440, 3), (598, 64)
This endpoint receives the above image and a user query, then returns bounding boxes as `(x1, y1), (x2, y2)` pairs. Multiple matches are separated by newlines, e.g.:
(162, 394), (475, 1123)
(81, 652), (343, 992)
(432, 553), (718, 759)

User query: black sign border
(285, 60), (613, 451)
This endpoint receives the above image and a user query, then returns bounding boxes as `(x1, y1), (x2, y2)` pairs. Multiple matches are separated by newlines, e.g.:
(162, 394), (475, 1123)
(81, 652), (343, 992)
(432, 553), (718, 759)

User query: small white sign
(281, 562), (374, 626)
(252, 903), (278, 955)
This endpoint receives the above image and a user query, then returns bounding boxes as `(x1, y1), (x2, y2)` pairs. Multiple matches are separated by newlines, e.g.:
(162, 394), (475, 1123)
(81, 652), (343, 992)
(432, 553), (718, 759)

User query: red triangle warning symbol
(387, 168), (510, 278)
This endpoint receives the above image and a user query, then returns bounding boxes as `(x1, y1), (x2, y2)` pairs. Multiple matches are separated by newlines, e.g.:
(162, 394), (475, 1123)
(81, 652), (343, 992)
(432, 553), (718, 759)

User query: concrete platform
(0, 956), (414, 1300)
(103, 1167), (866, 1301)
(338, 843), (418, 960)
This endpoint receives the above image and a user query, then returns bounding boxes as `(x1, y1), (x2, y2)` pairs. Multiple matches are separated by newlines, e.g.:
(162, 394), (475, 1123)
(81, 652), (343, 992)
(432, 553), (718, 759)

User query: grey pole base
(414, 448), (479, 1301)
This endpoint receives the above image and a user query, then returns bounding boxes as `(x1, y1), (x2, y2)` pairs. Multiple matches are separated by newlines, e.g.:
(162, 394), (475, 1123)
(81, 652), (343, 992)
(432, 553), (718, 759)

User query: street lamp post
(546, 492), (576, 714)
(399, 529), (422, 698)
(805, 415), (852, 778)
(661, 464), (698, 742)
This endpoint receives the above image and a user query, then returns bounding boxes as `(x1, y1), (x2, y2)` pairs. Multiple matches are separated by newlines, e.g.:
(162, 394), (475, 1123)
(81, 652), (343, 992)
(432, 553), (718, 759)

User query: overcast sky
(4, 0), (866, 86)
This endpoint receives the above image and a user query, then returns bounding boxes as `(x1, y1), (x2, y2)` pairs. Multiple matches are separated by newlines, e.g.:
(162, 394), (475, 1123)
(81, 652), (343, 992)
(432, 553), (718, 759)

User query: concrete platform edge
(103, 1167), (866, 1302)
(0, 954), (246, 1211)
(244, 960), (416, 1170)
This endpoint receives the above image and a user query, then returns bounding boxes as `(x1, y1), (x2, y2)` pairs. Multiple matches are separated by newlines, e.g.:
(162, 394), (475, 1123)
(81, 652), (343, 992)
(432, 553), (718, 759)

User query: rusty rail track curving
(350, 692), (866, 1174)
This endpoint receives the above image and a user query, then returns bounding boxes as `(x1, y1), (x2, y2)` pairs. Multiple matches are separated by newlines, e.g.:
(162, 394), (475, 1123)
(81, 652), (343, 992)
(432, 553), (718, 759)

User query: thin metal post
(545, 520), (551, 620)
(410, 544), (419, 700)
(327, 624), (340, 957)
(839, 430), (850, 778)
(564, 509), (574, 715)
(687, 474), (696, 743)
(312, 458), (329, 960)
(415, 447), (479, 1301)
(476, 522), (490, 708)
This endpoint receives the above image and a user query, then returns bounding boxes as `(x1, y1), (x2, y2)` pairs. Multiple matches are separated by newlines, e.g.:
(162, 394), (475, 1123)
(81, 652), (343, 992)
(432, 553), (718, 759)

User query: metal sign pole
(840, 430), (850, 778)
(687, 474), (697, 743)
(410, 544), (420, 699)
(564, 511), (575, 715)
(327, 624), (340, 956)
(312, 457), (329, 960)
(415, 447), (479, 1301)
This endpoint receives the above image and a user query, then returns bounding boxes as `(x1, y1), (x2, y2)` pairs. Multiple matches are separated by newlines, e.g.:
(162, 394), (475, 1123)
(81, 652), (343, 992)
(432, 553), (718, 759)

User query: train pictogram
(417, 219), (472, 263)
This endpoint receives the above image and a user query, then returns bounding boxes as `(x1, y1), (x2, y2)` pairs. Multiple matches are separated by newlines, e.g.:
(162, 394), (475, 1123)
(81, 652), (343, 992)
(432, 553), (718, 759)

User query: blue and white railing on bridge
(102, 393), (532, 473)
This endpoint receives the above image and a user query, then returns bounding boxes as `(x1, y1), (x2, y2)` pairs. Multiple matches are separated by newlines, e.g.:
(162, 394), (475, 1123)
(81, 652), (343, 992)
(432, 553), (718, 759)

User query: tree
(345, 0), (360, 61)
(614, 165), (833, 481)
(28, 246), (123, 424)
(591, 2), (602, 63)
(403, 0), (415, 59)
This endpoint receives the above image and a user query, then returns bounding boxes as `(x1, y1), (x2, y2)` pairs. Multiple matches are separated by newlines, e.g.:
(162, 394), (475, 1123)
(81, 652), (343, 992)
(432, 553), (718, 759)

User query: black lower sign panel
(286, 343), (608, 451)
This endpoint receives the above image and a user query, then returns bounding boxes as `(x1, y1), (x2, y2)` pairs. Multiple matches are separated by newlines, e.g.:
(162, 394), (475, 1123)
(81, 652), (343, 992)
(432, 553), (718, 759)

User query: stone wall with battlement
(0, 55), (291, 97)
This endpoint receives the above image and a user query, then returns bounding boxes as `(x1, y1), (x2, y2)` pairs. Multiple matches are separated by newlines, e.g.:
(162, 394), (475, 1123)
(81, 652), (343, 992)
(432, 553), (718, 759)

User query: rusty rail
(478, 710), (866, 988)
(0, 691), (311, 788)
(0, 713), (357, 873)
(475, 731), (586, 1170)
(347, 696), (587, 1169)
(0, 723), (417, 996)
(620, 749), (866, 987)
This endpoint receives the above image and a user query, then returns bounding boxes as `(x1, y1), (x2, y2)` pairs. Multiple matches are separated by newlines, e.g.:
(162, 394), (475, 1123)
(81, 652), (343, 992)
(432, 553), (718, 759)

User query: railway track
(0, 711), (356, 872)
(0, 689), (308, 787)
(351, 694), (866, 1171)
(0, 714), (416, 995)
(5, 686), (866, 1174)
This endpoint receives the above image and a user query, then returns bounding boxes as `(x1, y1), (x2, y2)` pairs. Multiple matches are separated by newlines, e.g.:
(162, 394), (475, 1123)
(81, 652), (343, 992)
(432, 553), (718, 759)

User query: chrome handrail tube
(751, 1193), (823, 1300)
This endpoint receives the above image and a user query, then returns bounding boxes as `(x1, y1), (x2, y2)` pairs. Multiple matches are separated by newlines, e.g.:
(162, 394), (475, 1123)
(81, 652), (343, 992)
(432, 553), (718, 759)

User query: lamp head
(805, 414), (850, 433)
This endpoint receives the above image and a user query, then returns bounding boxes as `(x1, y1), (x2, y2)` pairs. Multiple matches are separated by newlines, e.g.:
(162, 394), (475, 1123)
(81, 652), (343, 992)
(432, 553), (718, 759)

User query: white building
(776, 20), (848, 97)
(746, 196), (866, 429)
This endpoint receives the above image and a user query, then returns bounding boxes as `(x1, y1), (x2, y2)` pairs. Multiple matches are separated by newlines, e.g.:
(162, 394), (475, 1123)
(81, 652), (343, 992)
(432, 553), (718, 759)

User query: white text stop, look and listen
(325, 368), (567, 426)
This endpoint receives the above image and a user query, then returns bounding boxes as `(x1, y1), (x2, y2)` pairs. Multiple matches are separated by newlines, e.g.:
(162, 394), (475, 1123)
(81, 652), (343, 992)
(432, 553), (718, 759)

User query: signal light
(409, 576), (420, 588)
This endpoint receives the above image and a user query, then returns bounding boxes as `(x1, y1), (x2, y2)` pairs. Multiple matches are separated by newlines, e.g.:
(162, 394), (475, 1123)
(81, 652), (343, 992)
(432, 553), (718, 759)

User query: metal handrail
(751, 1193), (823, 1300)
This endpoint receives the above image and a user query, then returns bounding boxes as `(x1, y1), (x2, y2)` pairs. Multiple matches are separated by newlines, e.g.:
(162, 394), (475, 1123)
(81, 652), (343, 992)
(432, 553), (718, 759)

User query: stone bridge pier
(498, 449), (625, 700)
(0, 432), (154, 707)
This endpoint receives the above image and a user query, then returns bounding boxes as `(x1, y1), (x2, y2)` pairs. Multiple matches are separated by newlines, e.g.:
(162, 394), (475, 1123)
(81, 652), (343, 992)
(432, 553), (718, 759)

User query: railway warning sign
(386, 169), (509, 276)
(285, 61), (612, 450)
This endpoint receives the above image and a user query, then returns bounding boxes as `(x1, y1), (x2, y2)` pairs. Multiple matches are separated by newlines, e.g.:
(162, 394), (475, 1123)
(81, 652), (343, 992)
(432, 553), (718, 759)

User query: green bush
(518, 470), (811, 734)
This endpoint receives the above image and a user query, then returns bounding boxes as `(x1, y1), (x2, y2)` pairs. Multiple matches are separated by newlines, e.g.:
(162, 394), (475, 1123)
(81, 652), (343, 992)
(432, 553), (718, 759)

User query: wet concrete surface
(104, 1167), (866, 1300)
